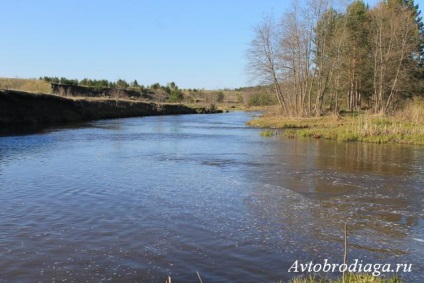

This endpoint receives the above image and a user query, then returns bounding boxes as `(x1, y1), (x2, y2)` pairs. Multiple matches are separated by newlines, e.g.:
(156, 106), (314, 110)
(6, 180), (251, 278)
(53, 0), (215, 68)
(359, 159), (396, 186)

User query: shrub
(248, 93), (278, 106)
(168, 88), (184, 103)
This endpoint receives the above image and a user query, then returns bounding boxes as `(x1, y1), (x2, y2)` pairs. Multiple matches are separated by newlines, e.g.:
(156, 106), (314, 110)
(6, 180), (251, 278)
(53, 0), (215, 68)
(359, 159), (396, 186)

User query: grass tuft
(260, 128), (286, 137)
(260, 129), (277, 137)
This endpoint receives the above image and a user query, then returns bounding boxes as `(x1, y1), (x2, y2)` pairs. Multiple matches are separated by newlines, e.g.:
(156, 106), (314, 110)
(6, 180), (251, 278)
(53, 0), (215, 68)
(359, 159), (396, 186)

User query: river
(0, 112), (423, 282)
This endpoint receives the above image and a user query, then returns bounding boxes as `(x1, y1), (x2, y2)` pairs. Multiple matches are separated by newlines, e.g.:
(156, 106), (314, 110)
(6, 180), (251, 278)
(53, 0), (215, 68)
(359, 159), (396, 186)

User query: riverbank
(247, 104), (424, 145)
(0, 90), (220, 130)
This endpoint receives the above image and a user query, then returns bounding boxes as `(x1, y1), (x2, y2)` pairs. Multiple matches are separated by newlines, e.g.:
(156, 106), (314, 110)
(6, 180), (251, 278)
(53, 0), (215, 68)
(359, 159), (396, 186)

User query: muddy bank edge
(0, 90), (217, 129)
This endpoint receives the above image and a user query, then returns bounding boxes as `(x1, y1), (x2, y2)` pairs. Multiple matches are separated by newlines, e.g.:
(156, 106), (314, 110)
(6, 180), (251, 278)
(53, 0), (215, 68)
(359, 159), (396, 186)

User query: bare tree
(246, 15), (288, 114)
(278, 5), (309, 116)
(279, 0), (337, 116)
(246, 0), (337, 117)
(246, 0), (421, 116)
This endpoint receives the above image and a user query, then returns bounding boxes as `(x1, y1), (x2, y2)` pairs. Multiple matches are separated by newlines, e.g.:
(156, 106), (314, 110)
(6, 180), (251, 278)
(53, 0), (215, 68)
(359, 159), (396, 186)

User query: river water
(0, 112), (423, 282)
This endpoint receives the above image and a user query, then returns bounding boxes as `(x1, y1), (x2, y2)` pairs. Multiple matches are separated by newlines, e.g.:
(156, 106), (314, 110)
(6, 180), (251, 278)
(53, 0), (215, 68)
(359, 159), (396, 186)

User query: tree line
(41, 76), (143, 89)
(246, 0), (423, 116)
(41, 77), (185, 102)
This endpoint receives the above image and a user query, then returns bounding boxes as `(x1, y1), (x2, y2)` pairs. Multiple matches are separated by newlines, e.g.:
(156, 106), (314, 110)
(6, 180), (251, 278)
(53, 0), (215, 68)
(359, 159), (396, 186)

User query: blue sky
(1, 0), (384, 89)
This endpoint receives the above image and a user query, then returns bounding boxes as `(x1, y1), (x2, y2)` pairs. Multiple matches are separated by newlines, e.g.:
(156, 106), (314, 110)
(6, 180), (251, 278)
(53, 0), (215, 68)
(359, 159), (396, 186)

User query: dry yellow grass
(0, 78), (51, 93)
(248, 100), (424, 145)
(247, 113), (342, 129)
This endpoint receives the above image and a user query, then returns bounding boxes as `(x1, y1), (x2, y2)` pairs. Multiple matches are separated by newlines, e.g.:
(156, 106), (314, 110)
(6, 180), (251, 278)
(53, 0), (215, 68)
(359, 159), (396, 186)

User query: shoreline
(0, 90), (221, 134)
(247, 110), (424, 146)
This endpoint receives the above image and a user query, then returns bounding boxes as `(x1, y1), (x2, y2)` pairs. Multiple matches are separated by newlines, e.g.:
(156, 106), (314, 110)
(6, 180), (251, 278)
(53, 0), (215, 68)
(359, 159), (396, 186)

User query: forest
(246, 0), (423, 117)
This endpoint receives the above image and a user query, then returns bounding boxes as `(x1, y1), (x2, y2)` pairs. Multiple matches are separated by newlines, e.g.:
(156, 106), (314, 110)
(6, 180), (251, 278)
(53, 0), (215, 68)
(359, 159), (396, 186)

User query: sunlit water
(0, 112), (423, 282)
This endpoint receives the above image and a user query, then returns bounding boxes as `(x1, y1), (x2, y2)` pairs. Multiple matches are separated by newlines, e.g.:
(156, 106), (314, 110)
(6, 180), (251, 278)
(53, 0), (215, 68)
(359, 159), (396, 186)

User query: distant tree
(168, 82), (176, 89)
(131, 80), (139, 87)
(100, 79), (109, 88)
(116, 79), (129, 89)
(161, 85), (171, 95)
(80, 78), (89, 86)
(42, 76), (51, 82)
(58, 77), (78, 86)
(151, 83), (161, 90)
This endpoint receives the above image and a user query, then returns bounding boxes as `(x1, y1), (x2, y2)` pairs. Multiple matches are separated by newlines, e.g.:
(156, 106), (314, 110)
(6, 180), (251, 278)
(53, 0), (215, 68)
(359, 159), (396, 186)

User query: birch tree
(246, 15), (288, 114)
(247, 0), (328, 117)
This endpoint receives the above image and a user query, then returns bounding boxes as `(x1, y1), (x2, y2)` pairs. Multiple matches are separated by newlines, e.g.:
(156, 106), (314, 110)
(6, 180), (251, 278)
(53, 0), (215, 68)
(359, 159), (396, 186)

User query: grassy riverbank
(248, 101), (424, 145)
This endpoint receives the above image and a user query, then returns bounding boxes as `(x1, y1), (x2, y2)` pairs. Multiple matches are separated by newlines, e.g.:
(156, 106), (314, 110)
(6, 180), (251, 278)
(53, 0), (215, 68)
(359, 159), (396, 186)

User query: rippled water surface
(0, 112), (423, 282)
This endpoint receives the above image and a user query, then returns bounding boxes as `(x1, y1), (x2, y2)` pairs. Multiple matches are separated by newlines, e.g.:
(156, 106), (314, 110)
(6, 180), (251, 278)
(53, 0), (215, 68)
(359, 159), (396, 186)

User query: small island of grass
(248, 99), (424, 146)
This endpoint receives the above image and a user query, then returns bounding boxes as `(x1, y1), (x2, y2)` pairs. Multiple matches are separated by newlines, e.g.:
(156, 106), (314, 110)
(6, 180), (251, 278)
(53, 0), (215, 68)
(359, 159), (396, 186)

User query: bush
(168, 89), (184, 103)
(216, 91), (225, 103)
(248, 93), (277, 106)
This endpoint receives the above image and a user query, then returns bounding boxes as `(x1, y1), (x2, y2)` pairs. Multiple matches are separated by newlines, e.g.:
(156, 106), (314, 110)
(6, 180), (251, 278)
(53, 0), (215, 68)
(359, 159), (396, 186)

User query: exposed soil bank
(0, 90), (216, 130)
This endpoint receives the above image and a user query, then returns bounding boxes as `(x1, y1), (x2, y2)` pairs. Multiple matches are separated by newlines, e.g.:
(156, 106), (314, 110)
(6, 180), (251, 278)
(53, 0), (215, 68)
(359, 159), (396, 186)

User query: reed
(250, 103), (424, 145)
(166, 272), (203, 283)
(260, 129), (278, 137)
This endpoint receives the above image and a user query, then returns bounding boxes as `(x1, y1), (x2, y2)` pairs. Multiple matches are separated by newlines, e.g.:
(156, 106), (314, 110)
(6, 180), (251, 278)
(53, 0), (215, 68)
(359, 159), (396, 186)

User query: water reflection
(247, 135), (424, 276)
(0, 112), (423, 282)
